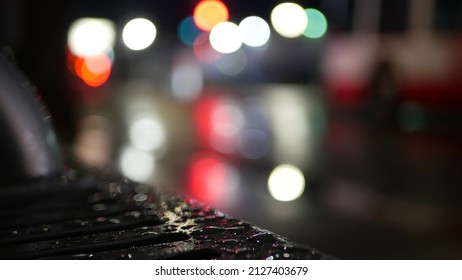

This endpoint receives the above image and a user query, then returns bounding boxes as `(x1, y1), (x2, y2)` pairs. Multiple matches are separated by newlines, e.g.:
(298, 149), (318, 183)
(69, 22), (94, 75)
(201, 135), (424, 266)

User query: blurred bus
(322, 0), (462, 115)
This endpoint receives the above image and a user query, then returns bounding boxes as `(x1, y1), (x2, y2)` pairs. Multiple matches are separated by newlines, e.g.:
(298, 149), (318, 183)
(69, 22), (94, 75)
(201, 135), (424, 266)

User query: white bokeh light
(120, 146), (155, 182)
(239, 16), (271, 47)
(171, 60), (204, 102)
(122, 18), (157, 51)
(68, 18), (115, 56)
(268, 164), (305, 201)
(271, 2), (308, 38)
(129, 117), (166, 152)
(209, 22), (242, 54)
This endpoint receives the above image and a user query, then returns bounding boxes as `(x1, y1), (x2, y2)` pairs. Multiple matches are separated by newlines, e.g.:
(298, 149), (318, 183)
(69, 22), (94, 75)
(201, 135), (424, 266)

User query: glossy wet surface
(0, 171), (328, 260)
(70, 83), (462, 259)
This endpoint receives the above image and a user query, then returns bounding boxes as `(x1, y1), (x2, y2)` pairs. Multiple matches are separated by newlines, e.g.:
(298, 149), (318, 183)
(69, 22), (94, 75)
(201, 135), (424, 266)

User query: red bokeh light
(187, 152), (226, 204)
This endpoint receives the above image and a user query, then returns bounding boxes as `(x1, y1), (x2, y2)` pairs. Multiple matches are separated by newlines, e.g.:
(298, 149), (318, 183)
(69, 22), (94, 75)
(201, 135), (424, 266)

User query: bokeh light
(120, 146), (155, 182)
(178, 16), (202, 46)
(73, 115), (111, 168)
(266, 86), (311, 167)
(303, 8), (328, 39)
(194, 95), (244, 154)
(194, 95), (223, 148)
(129, 117), (166, 152)
(268, 164), (305, 202)
(193, 33), (222, 62)
(68, 18), (115, 56)
(76, 54), (112, 87)
(171, 59), (204, 102)
(238, 128), (270, 160)
(122, 18), (157, 51)
(187, 153), (240, 206)
(239, 16), (271, 47)
(210, 99), (244, 153)
(271, 2), (308, 38)
(209, 22), (242, 54)
(193, 0), (229, 31)
(215, 49), (247, 76)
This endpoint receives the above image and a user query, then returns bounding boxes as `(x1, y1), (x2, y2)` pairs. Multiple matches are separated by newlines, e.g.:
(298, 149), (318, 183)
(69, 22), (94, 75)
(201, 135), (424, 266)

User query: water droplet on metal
(221, 244), (254, 255)
(130, 211), (141, 218)
(93, 203), (107, 211)
(133, 193), (147, 202)
(163, 225), (178, 232)
(190, 226), (225, 237)
(247, 232), (277, 243)
(143, 202), (156, 209)
(181, 225), (194, 230)
(109, 218), (120, 224)
(72, 254), (88, 258)
(141, 231), (158, 236)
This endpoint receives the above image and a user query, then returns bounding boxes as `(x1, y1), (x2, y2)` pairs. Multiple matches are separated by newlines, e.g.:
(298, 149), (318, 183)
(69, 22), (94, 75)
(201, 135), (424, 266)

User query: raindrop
(181, 225), (195, 230)
(225, 226), (248, 235)
(109, 218), (120, 224)
(93, 203), (107, 211)
(222, 245), (254, 255)
(72, 253), (89, 258)
(174, 206), (183, 214)
(143, 202), (156, 209)
(96, 217), (106, 222)
(247, 232), (277, 243)
(163, 225), (178, 232)
(130, 211), (141, 218)
(216, 238), (239, 245)
(190, 226), (225, 237)
(133, 193), (147, 202)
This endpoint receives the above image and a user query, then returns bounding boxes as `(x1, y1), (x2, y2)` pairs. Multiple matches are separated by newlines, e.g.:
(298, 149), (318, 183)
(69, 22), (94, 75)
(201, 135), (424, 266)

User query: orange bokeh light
(193, 0), (229, 31)
(75, 54), (112, 87)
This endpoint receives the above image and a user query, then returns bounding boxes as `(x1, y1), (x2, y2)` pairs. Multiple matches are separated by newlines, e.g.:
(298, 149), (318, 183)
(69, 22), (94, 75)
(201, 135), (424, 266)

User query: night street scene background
(1, 0), (462, 259)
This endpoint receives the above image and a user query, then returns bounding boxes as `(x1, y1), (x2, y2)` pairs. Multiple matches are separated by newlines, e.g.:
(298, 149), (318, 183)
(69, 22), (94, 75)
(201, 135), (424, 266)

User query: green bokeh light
(303, 8), (328, 39)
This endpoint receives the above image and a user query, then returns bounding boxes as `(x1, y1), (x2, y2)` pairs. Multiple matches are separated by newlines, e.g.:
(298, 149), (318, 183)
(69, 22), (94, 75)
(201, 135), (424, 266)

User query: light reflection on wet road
(74, 82), (462, 259)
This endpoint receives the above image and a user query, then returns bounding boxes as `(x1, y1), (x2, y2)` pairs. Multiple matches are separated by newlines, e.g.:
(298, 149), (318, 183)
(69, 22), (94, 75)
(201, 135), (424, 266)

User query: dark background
(1, 0), (462, 259)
